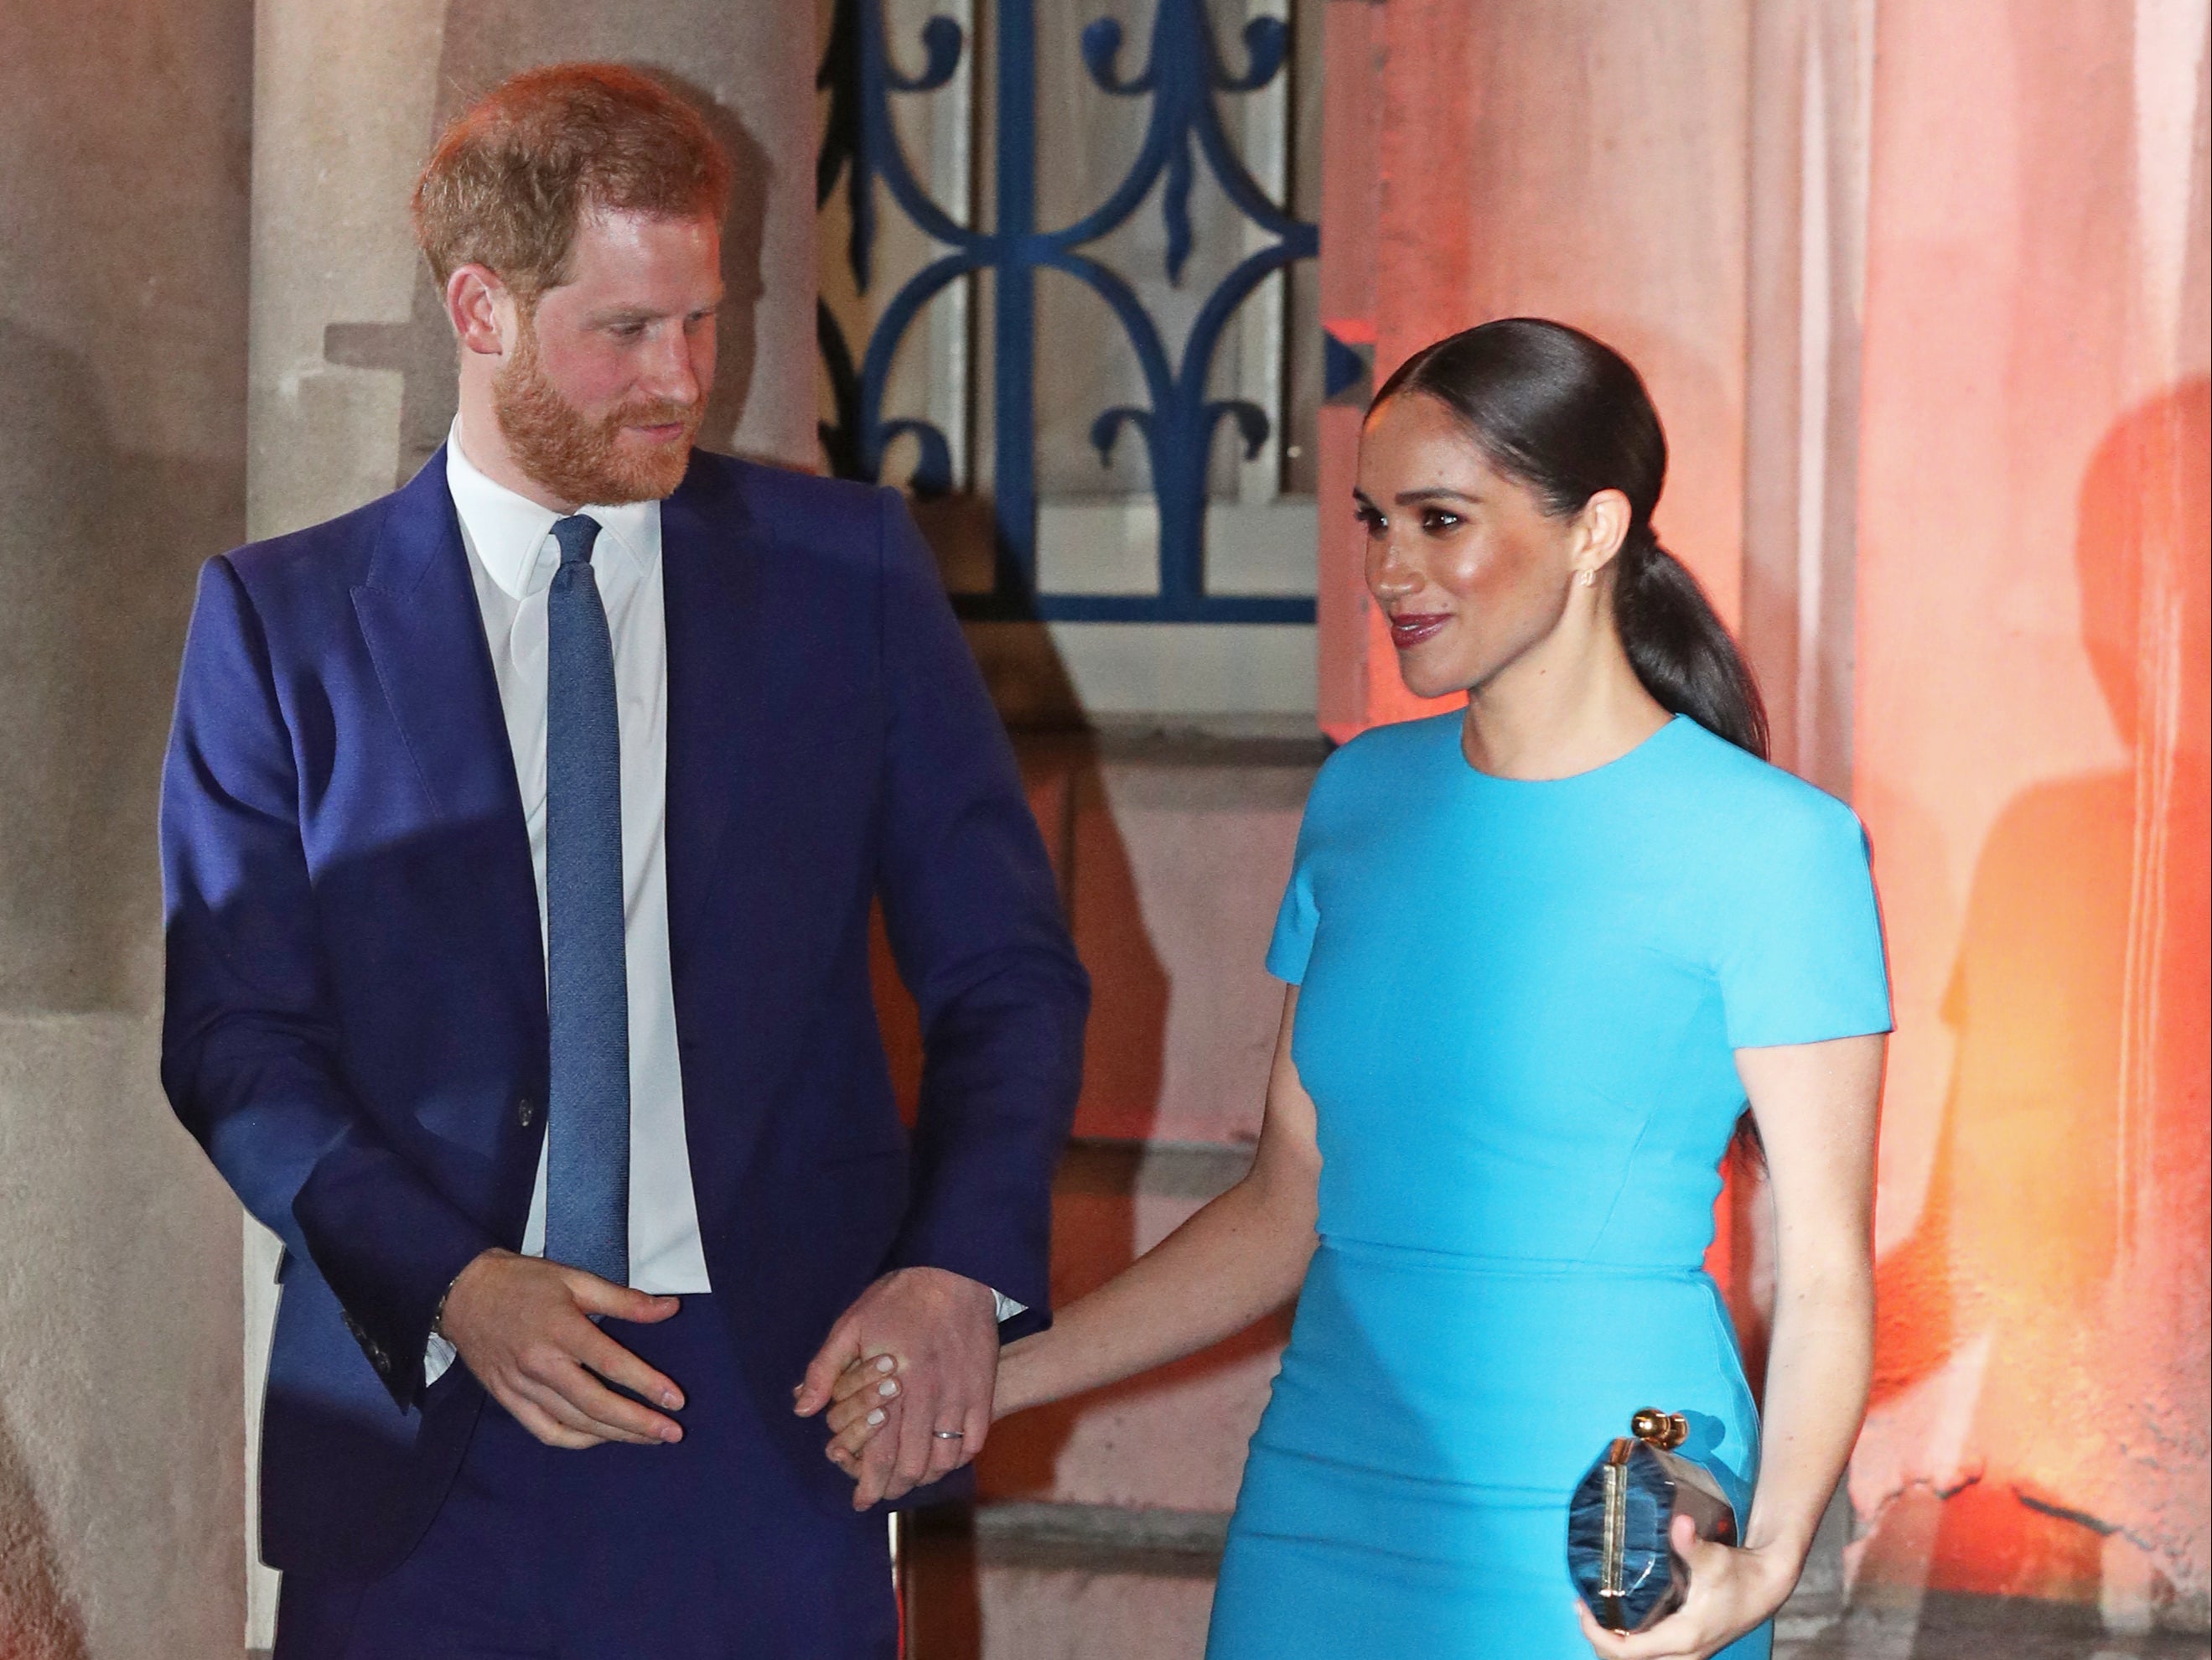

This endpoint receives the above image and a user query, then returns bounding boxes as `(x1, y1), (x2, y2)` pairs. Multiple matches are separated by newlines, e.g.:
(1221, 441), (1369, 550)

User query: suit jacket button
(515, 1094), (539, 1128)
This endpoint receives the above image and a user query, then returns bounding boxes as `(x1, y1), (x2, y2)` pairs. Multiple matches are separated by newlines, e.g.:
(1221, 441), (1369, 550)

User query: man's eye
(609, 322), (647, 340)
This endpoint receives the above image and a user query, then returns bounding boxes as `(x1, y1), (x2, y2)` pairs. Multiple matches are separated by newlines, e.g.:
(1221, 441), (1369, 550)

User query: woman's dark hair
(1371, 318), (1769, 759)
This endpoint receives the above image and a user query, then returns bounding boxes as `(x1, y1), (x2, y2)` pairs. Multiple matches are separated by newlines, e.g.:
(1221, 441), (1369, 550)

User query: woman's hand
(1573, 1514), (1798, 1660)
(820, 1351), (906, 1476)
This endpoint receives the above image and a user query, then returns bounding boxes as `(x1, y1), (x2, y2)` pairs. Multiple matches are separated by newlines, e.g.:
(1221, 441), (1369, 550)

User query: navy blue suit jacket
(159, 449), (1087, 1578)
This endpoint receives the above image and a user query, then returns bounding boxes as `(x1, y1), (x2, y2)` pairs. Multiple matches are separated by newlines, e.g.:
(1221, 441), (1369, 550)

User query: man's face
(494, 207), (723, 506)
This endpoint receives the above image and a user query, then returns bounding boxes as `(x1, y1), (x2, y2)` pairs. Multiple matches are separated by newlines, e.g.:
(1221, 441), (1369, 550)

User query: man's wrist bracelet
(429, 1265), (471, 1341)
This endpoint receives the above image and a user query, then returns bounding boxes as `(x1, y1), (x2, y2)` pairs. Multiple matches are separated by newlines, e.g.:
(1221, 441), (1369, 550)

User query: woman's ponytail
(1612, 532), (1769, 760)
(1374, 319), (1769, 759)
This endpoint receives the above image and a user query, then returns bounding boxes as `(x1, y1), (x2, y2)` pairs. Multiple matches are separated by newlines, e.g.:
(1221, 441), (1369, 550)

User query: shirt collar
(444, 417), (660, 600)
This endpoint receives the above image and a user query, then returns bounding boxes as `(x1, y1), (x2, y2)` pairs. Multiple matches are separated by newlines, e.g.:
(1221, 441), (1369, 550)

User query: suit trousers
(272, 1297), (899, 1659)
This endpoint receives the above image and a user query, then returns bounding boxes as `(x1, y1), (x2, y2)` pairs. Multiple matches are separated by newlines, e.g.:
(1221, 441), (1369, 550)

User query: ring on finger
(930, 1428), (965, 1441)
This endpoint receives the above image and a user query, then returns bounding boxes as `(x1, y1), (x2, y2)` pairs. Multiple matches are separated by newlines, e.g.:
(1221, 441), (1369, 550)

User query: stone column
(243, 2), (821, 1642)
(1315, 0), (1759, 736)
(1847, 0), (2209, 1625)
(0, 3), (252, 1657)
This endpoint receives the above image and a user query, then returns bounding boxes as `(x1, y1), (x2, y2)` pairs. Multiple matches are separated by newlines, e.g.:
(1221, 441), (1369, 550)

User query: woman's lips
(1388, 612), (1450, 649)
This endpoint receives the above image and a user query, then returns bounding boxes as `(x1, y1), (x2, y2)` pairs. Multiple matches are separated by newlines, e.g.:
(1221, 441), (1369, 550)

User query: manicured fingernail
(875, 1356), (894, 1373)
(878, 1380), (899, 1398)
(867, 1408), (886, 1426)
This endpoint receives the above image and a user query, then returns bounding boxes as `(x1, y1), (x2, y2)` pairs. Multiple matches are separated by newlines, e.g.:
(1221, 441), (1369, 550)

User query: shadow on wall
(322, 16), (776, 488)
(1858, 381), (2211, 1616)
(0, 1406), (91, 1660)
(0, 319), (239, 1014)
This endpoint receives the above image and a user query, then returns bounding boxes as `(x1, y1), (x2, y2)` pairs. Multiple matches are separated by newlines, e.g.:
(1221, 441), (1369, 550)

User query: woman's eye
(1422, 509), (1463, 532)
(1354, 505), (1386, 535)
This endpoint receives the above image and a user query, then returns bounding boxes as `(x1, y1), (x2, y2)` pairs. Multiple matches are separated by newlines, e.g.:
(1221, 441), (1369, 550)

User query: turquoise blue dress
(1206, 713), (1891, 1659)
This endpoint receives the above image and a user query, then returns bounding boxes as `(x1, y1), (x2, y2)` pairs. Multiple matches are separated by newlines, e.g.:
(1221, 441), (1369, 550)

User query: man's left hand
(794, 1267), (998, 1510)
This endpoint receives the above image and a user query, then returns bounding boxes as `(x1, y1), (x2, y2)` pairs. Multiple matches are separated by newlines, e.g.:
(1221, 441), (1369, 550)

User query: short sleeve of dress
(1717, 793), (1893, 1048)
(1266, 856), (1318, 985)
(1265, 768), (1331, 984)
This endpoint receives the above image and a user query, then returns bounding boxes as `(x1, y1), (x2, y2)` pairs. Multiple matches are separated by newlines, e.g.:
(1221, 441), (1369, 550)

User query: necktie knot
(552, 514), (604, 568)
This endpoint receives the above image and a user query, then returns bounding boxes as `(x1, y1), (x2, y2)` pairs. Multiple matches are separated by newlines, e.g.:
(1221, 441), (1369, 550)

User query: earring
(1577, 569), (1596, 589)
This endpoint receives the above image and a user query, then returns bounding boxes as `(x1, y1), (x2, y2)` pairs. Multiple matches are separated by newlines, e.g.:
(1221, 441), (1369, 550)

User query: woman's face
(1354, 392), (1599, 703)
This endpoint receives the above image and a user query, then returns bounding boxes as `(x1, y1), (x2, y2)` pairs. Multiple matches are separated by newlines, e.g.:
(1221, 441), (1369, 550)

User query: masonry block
(907, 1516), (1218, 1660)
(980, 1143), (1287, 1514)
(872, 735), (1320, 1147)
(1064, 746), (1317, 1144)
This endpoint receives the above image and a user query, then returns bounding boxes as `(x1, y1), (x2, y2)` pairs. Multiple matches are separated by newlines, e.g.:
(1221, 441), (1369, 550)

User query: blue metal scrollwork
(816, 0), (1318, 623)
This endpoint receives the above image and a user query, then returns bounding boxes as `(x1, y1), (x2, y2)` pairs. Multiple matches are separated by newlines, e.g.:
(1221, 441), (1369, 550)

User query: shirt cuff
(992, 1289), (1027, 1323)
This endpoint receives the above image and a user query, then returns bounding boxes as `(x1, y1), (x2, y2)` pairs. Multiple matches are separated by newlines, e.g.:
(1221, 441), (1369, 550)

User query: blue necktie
(542, 513), (630, 1286)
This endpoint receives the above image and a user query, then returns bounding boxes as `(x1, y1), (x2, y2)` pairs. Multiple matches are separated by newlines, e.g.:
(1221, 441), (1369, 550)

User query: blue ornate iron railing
(817, 0), (1319, 623)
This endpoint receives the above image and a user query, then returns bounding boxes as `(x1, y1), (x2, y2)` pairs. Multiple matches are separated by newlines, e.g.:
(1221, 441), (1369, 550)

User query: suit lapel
(350, 449), (547, 1035)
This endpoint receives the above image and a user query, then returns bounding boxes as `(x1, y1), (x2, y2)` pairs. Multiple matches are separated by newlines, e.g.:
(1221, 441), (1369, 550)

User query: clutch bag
(1567, 1408), (1739, 1633)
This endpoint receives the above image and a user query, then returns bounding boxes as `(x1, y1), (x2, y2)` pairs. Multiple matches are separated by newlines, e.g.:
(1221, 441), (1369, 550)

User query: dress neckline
(1442, 711), (1689, 788)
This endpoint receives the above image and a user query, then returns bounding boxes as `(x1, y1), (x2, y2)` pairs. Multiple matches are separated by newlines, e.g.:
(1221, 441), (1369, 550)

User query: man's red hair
(412, 63), (732, 303)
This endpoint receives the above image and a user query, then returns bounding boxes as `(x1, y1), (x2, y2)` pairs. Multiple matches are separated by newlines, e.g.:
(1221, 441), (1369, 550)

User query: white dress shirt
(446, 422), (712, 1299)
(426, 421), (1016, 1381)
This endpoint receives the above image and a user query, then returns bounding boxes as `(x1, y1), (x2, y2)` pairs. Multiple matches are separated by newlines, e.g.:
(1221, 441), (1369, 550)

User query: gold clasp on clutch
(1631, 1408), (1690, 1450)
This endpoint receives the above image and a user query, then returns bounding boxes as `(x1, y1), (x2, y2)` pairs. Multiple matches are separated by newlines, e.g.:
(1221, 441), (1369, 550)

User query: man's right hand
(438, 1248), (686, 1450)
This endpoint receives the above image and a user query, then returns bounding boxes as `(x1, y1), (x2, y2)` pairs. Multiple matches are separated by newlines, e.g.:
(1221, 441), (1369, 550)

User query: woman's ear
(1572, 489), (1633, 579)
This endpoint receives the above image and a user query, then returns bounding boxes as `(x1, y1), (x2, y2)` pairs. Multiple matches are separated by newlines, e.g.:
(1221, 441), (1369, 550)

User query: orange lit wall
(1316, 0), (1755, 741)
(1847, 0), (2209, 1615)
(1316, 0), (2210, 1616)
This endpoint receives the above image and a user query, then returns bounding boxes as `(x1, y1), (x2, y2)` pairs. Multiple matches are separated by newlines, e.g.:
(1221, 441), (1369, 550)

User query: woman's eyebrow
(1393, 486), (1481, 506)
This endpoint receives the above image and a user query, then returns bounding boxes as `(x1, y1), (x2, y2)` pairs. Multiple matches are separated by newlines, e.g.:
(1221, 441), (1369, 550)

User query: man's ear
(444, 264), (515, 360)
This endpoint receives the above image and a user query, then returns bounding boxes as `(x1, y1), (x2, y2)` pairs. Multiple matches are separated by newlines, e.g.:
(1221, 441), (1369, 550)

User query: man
(160, 64), (1085, 1657)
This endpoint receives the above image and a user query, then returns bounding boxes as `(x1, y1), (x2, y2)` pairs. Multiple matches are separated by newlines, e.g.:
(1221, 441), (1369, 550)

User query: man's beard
(493, 316), (703, 506)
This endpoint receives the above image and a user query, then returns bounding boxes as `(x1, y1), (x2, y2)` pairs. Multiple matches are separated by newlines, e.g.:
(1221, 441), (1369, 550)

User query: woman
(831, 319), (1889, 1659)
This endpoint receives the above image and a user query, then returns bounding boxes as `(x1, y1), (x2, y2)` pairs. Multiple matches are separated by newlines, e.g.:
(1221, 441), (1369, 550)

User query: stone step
(903, 1504), (1220, 1660)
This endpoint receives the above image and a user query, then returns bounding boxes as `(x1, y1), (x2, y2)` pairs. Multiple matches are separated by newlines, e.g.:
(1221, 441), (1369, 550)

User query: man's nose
(641, 329), (702, 407)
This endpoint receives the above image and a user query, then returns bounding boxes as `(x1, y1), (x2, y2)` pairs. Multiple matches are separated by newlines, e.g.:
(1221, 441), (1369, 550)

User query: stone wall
(0, 3), (254, 1657)
(1847, 0), (2209, 1626)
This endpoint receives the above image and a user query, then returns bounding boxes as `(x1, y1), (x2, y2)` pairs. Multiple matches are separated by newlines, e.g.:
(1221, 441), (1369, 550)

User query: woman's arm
(1581, 1031), (1885, 1660)
(825, 986), (1321, 1459)
(997, 986), (1322, 1415)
